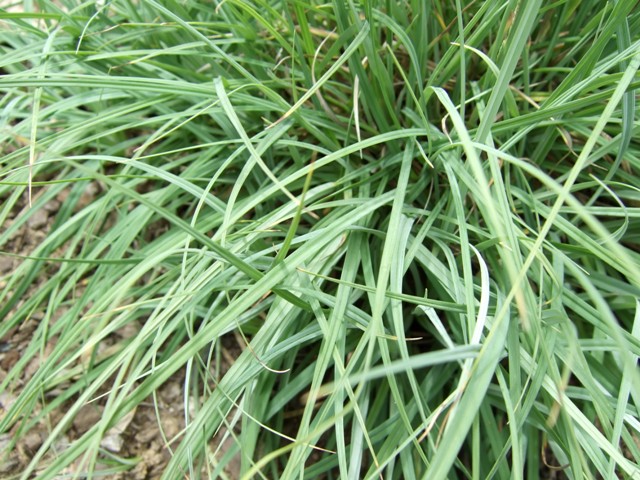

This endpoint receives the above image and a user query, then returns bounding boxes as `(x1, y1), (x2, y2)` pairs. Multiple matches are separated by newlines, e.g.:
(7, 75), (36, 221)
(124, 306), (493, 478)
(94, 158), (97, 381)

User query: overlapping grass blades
(0, 1), (639, 478)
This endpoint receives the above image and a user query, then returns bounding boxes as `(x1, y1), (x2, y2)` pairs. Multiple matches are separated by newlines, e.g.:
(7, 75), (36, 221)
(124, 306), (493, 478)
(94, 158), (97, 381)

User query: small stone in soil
(0, 256), (13, 273)
(27, 209), (48, 229)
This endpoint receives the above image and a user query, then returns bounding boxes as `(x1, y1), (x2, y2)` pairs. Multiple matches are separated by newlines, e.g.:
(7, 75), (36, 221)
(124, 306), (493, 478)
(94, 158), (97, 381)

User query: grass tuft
(1, 1), (639, 478)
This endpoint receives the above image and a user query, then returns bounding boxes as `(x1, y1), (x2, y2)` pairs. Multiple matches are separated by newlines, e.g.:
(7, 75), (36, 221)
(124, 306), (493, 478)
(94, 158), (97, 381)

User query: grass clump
(0, 0), (639, 478)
